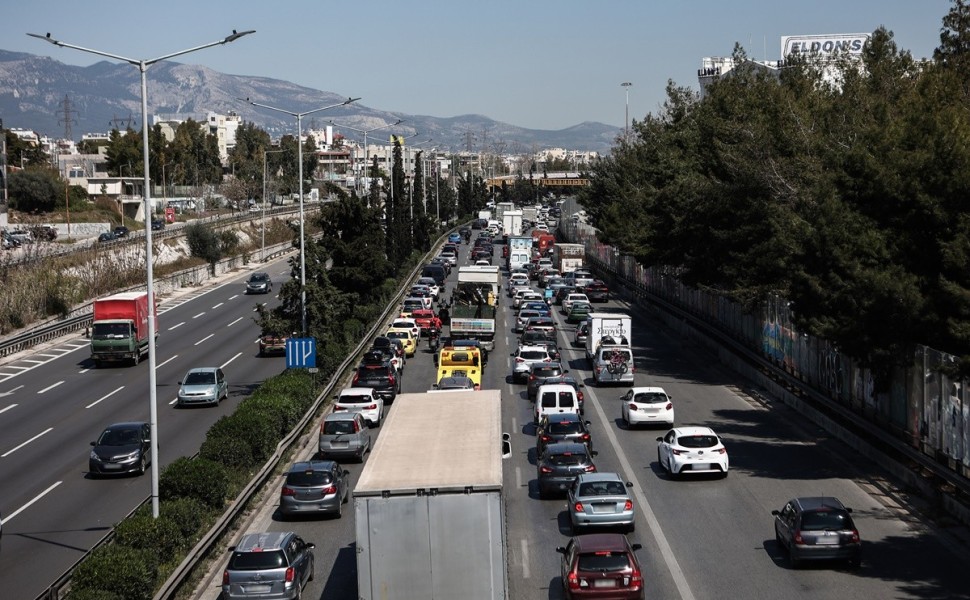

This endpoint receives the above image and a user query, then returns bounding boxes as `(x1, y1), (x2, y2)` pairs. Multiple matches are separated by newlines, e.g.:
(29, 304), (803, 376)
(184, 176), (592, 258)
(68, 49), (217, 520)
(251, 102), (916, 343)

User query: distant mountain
(0, 49), (619, 154)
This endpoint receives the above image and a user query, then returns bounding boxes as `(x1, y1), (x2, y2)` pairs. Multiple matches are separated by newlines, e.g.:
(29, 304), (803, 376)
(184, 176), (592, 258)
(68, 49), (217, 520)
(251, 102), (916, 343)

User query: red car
(411, 308), (436, 335)
(557, 533), (644, 599)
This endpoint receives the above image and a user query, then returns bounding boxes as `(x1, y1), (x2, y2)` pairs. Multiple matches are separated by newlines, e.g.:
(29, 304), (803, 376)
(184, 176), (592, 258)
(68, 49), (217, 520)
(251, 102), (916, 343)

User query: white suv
(562, 292), (590, 314)
(511, 345), (552, 383)
(333, 387), (384, 427)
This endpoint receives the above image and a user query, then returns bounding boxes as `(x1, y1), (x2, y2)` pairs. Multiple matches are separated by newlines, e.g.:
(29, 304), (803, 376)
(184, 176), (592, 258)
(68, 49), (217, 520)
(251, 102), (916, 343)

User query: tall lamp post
(30, 28), (255, 518)
(328, 119), (404, 196)
(261, 149), (285, 261)
(621, 82), (633, 138)
(241, 97), (360, 337)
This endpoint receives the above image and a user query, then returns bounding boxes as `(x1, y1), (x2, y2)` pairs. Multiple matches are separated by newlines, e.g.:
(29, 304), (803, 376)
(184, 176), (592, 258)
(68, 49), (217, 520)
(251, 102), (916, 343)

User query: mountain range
(0, 49), (620, 154)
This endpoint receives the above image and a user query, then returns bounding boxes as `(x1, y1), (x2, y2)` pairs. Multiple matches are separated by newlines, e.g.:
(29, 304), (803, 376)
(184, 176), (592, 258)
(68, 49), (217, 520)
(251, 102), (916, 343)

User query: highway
(191, 229), (970, 600)
(0, 256), (293, 599)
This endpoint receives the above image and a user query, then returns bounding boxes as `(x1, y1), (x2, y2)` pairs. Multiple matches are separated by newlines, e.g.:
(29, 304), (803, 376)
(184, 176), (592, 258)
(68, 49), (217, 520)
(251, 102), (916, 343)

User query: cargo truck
(521, 206), (537, 226)
(536, 233), (556, 256)
(450, 265), (500, 351)
(90, 291), (158, 367)
(585, 312), (632, 361)
(507, 235), (533, 271)
(553, 242), (585, 274)
(494, 201), (514, 224)
(502, 210), (523, 238)
(354, 390), (510, 600)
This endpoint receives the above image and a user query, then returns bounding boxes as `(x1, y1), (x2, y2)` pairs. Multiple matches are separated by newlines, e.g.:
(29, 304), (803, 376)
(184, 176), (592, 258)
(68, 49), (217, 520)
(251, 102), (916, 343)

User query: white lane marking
(587, 387), (697, 600)
(1, 481), (62, 524)
(520, 538), (531, 579)
(192, 312), (205, 319)
(38, 381), (64, 394)
(515, 466), (522, 489)
(277, 270), (288, 275)
(227, 317), (243, 327)
(86, 386), (124, 409)
(2, 427), (54, 457)
(194, 334), (215, 346)
(0, 404), (17, 415)
(169, 397), (178, 405)
(78, 368), (91, 374)
(169, 322), (185, 331)
(211, 302), (224, 309)
(5, 366), (30, 371)
(221, 352), (242, 368)
(229, 294), (240, 300)
(155, 355), (179, 369)
(22, 359), (44, 365)
(36, 354), (58, 359)
(0, 385), (24, 397)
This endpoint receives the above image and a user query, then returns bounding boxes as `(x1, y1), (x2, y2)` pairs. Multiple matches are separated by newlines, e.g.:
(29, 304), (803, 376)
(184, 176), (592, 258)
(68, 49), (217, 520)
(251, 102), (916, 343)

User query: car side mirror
(845, 508), (853, 513)
(631, 543), (642, 552)
(333, 394), (339, 400)
(555, 546), (567, 555)
(591, 451), (598, 457)
(771, 510), (781, 516)
(501, 432), (512, 459)
(177, 381), (183, 385)
(305, 542), (316, 549)
(90, 441), (96, 446)
(585, 421), (591, 426)
(656, 437), (663, 442)
(228, 546), (237, 552)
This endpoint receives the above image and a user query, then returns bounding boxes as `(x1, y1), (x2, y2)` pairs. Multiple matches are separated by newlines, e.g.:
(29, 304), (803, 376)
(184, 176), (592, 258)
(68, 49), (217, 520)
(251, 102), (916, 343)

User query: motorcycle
(428, 327), (441, 352)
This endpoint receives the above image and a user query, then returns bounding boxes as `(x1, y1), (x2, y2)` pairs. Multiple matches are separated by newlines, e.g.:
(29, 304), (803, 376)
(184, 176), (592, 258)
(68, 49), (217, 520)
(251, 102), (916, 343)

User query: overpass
(485, 172), (589, 192)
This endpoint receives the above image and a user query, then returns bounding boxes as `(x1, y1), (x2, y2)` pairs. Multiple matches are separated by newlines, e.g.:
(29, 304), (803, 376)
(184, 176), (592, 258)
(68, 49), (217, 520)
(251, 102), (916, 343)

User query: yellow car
(386, 328), (417, 357)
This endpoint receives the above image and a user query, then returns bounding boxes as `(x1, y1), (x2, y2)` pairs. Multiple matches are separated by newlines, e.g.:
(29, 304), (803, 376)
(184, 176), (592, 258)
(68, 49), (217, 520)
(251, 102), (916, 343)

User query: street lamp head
(343, 96), (362, 106)
(27, 32), (61, 46)
(621, 81), (633, 87)
(223, 29), (256, 44)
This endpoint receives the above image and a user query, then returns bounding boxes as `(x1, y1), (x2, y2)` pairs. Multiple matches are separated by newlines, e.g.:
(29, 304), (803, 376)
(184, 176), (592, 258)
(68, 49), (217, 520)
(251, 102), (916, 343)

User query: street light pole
(30, 28), (255, 518)
(262, 149), (284, 262)
(329, 119), (404, 198)
(241, 97), (360, 337)
(621, 82), (632, 138)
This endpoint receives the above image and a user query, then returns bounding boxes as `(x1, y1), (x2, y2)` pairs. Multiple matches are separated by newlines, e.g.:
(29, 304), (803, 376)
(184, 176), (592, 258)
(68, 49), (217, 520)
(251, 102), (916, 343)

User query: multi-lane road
(0, 257), (293, 599)
(190, 232), (970, 600)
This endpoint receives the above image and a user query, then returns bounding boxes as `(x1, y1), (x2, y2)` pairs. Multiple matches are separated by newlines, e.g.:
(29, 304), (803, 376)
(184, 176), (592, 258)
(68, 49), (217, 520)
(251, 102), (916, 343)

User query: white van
(534, 383), (581, 423)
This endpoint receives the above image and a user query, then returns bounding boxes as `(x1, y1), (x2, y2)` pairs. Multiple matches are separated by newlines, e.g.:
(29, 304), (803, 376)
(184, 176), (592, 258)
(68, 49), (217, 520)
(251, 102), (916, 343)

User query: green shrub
(113, 511), (186, 558)
(70, 545), (156, 600)
(68, 588), (123, 600)
(159, 496), (211, 540)
(206, 410), (278, 464)
(199, 432), (256, 469)
(159, 457), (230, 508)
(244, 393), (305, 437)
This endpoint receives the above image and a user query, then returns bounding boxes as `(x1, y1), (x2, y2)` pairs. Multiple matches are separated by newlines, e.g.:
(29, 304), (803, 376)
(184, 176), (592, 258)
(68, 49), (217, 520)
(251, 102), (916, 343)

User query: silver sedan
(567, 472), (635, 533)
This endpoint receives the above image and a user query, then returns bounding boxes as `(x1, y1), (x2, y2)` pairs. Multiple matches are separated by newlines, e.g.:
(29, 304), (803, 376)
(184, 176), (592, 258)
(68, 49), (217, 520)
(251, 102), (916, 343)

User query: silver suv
(223, 531), (315, 599)
(591, 346), (635, 386)
(511, 345), (552, 383)
(318, 412), (371, 462)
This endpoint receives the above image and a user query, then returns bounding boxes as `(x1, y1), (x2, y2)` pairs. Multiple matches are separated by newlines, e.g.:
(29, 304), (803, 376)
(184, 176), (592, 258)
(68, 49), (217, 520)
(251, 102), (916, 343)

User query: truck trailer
(354, 390), (509, 600)
(507, 236), (534, 272)
(585, 312), (633, 361)
(553, 243), (585, 274)
(450, 265), (500, 351)
(502, 210), (523, 238)
(90, 291), (158, 367)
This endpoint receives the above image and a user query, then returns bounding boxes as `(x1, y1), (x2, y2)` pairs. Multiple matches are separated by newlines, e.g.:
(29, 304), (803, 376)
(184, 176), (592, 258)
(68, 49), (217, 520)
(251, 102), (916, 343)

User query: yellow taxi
(386, 328), (417, 357)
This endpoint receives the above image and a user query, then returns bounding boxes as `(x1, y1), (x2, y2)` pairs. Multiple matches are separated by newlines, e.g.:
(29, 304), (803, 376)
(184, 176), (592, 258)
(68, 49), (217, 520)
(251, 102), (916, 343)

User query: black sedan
(536, 441), (597, 499)
(89, 421), (151, 477)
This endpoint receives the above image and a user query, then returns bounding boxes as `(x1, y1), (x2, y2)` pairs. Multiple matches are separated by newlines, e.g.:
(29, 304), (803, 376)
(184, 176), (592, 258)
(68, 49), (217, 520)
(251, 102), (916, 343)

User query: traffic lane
(565, 295), (970, 598)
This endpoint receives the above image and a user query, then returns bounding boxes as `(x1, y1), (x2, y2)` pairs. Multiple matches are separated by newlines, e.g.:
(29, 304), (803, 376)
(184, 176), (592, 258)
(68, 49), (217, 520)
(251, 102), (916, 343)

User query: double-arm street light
(240, 97), (360, 337)
(29, 28), (255, 518)
(328, 119), (404, 195)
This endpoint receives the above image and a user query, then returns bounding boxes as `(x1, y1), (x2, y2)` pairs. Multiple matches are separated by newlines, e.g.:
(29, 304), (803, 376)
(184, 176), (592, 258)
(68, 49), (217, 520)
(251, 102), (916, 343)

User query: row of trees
(579, 0), (970, 386)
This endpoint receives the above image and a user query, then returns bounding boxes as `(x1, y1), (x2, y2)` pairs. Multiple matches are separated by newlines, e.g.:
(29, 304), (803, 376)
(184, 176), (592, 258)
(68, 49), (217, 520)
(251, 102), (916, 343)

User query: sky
(2, 0), (956, 132)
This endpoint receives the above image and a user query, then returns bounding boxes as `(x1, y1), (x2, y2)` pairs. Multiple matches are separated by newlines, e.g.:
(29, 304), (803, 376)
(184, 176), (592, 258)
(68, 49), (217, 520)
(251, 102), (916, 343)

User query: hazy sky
(3, 0), (954, 131)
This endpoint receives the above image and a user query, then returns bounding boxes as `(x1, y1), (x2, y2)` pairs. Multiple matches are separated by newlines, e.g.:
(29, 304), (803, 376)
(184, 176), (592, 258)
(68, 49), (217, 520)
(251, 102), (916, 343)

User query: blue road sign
(286, 337), (317, 369)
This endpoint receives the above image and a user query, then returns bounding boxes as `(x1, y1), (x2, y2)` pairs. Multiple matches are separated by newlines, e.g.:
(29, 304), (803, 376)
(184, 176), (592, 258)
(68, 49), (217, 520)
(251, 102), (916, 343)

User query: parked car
(30, 224), (58, 241)
(536, 412), (592, 455)
(536, 441), (597, 499)
(656, 426), (729, 478)
(333, 386), (384, 427)
(556, 533), (644, 599)
(318, 412), (371, 462)
(223, 531), (315, 600)
(151, 218), (165, 230)
(620, 387), (674, 428)
(772, 496), (862, 568)
(88, 421), (151, 477)
(567, 473), (635, 533)
(246, 272), (273, 294)
(8, 229), (34, 244)
(177, 367), (229, 407)
(279, 460), (350, 519)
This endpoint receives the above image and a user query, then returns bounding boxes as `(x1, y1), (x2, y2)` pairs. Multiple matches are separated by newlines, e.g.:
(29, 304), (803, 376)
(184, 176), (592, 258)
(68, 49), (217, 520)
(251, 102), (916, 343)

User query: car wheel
(627, 522), (636, 533)
(848, 556), (862, 569)
(336, 499), (342, 518)
(136, 455), (146, 476)
(307, 556), (314, 581)
(621, 410), (629, 427)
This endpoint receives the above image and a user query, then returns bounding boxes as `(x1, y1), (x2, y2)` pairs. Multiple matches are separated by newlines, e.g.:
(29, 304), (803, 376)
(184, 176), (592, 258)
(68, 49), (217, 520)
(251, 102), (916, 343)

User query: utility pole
(0, 117), (7, 228)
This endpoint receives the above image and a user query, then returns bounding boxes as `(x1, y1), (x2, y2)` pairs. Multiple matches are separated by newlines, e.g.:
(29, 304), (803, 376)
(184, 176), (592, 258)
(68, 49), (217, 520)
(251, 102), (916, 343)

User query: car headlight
(90, 450), (100, 461)
(122, 450), (140, 461)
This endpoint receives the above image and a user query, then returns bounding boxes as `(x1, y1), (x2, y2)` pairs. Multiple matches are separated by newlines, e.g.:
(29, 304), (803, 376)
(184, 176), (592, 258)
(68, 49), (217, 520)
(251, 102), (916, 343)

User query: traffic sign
(286, 337), (317, 369)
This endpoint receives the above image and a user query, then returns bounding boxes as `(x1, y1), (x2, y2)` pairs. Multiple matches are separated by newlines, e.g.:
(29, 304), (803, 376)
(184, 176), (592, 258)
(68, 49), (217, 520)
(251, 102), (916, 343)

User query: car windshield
(547, 421), (583, 434)
(533, 366), (562, 378)
(249, 273), (269, 282)
(228, 549), (287, 570)
(386, 331), (407, 340)
(634, 392), (668, 404)
(677, 435), (719, 448)
(549, 453), (585, 466)
(339, 395), (371, 405)
(801, 510), (855, 531)
(577, 552), (630, 572)
(323, 421), (356, 435)
(98, 428), (141, 446)
(184, 371), (215, 385)
(520, 351), (548, 360)
(286, 470), (332, 487)
(91, 323), (131, 339)
(578, 481), (627, 496)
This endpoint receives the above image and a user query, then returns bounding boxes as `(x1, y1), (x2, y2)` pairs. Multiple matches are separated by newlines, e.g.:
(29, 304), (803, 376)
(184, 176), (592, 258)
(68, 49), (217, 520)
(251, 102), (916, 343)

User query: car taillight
(529, 374), (535, 382)
(323, 485), (337, 494)
(281, 486), (296, 496)
(849, 529), (860, 543)
(624, 499), (633, 510)
(285, 567), (295, 583)
(584, 464), (596, 472)
(515, 357), (525, 363)
(716, 448), (726, 454)
(574, 502), (584, 512)
(388, 374), (396, 386)
(793, 530), (804, 544)
(567, 571), (580, 590)
(665, 402), (672, 410)
(366, 403), (377, 410)
(628, 403), (638, 411)
(594, 366), (601, 374)
(352, 372), (360, 385)
(223, 571), (230, 585)
(671, 448), (682, 455)
(577, 392), (584, 402)
(540, 465), (553, 473)
(334, 405), (346, 411)
(629, 568), (643, 586)
(540, 435), (552, 442)
(580, 433), (590, 442)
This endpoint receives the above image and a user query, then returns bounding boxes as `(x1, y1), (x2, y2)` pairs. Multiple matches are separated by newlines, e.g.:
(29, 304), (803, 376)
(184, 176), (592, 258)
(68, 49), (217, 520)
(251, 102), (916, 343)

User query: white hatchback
(333, 387), (384, 427)
(620, 387), (674, 428)
(391, 317), (421, 339)
(509, 273), (530, 288)
(656, 426), (729, 478)
(562, 292), (590, 314)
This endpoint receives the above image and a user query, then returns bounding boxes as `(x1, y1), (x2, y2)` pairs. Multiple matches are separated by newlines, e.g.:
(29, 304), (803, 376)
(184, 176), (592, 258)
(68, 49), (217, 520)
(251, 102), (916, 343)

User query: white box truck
(355, 390), (510, 600)
(502, 210), (523, 237)
(585, 312), (633, 360)
(450, 265), (501, 350)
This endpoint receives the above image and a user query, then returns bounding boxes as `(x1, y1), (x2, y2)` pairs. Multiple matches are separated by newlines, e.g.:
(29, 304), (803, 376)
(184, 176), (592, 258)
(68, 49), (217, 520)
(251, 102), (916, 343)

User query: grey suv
(772, 496), (862, 568)
(279, 460), (350, 519)
(223, 531), (315, 599)
(318, 412), (371, 462)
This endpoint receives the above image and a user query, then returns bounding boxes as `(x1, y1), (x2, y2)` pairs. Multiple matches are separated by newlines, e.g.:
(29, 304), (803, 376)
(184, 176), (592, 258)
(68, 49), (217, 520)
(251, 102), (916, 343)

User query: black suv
(352, 361), (400, 404)
(772, 496), (861, 568)
(527, 362), (566, 401)
(536, 413), (592, 455)
(536, 442), (597, 499)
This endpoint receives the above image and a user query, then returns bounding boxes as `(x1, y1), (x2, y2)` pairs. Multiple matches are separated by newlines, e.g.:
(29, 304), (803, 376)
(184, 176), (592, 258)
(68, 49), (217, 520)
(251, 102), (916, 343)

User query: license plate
(331, 441), (349, 448)
(103, 463), (121, 470)
(817, 533), (840, 545)
(592, 504), (615, 513)
(244, 584), (272, 594)
(593, 579), (617, 588)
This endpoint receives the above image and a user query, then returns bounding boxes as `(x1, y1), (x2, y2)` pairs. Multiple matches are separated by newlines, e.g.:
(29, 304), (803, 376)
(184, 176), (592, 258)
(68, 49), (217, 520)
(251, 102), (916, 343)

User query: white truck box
(585, 312), (633, 359)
